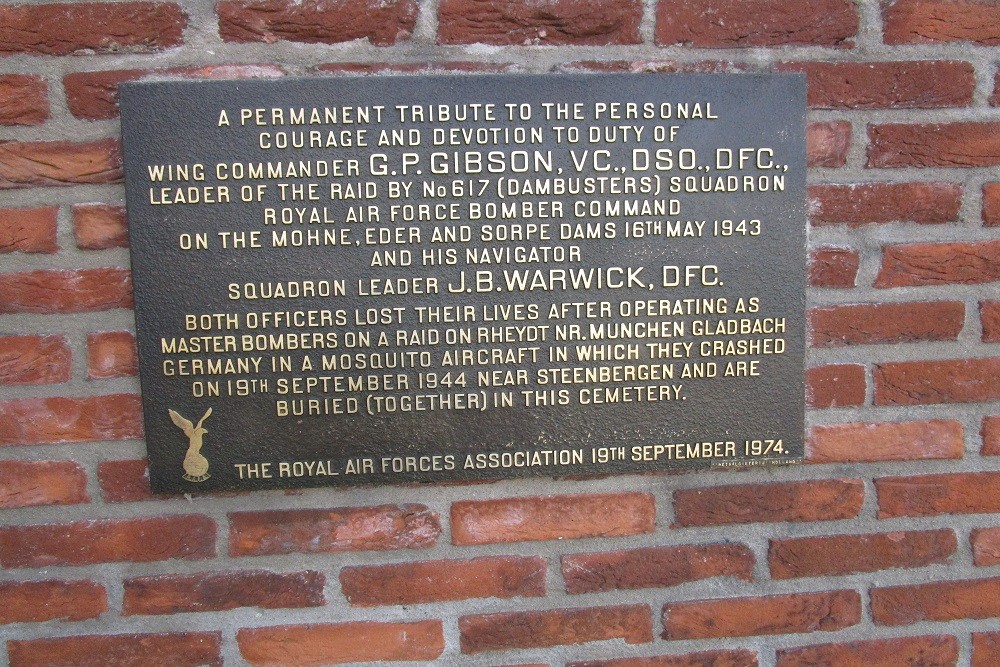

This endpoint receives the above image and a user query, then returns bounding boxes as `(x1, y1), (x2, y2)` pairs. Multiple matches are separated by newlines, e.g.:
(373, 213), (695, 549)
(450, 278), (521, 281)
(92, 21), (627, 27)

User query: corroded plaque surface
(120, 74), (806, 492)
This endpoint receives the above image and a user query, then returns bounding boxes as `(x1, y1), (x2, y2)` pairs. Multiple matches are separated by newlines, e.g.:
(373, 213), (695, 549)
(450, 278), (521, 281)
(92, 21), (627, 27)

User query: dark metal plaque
(120, 73), (806, 493)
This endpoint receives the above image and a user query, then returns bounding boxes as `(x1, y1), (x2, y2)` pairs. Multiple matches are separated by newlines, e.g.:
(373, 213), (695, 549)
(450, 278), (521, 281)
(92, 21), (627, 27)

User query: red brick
(807, 121), (851, 168)
(877, 241), (1000, 287)
(782, 61), (974, 109)
(983, 416), (1000, 455)
(873, 577), (1000, 625)
(981, 301), (1000, 342)
(452, 492), (654, 545)
(218, 0), (417, 47)
(673, 479), (863, 527)
(238, 620), (443, 665)
(884, 0), (1000, 45)
(229, 504), (440, 556)
(809, 248), (858, 288)
(809, 182), (962, 226)
(806, 364), (865, 408)
(8, 632), (221, 667)
(0, 580), (106, 625)
(0, 335), (71, 385)
(460, 605), (652, 654)
(73, 204), (127, 250)
(65, 66), (283, 121)
(0, 461), (89, 509)
(777, 635), (958, 667)
(877, 472), (1000, 518)
(974, 632), (1000, 666)
(568, 650), (758, 667)
(0, 268), (132, 314)
(87, 332), (137, 379)
(656, 0), (857, 47)
(0, 139), (121, 189)
(972, 527), (1000, 566)
(809, 301), (964, 347)
(439, 0), (641, 46)
(0, 75), (48, 126)
(984, 183), (1000, 226)
(341, 556), (545, 605)
(875, 358), (1000, 406)
(0, 75), (49, 125)
(316, 62), (520, 74)
(0, 515), (215, 568)
(562, 543), (753, 594)
(770, 529), (955, 579)
(0, 206), (57, 254)
(663, 590), (860, 640)
(557, 60), (753, 74)
(808, 420), (964, 463)
(124, 570), (324, 615)
(869, 123), (1000, 168)
(98, 459), (166, 502)
(0, 394), (143, 446)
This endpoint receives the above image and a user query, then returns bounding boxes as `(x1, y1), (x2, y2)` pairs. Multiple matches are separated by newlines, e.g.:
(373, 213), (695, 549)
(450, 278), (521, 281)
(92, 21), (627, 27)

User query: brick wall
(0, 0), (998, 665)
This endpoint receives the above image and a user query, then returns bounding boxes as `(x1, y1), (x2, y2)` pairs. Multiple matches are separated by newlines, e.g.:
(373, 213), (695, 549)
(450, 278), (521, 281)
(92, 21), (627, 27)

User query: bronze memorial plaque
(119, 74), (806, 492)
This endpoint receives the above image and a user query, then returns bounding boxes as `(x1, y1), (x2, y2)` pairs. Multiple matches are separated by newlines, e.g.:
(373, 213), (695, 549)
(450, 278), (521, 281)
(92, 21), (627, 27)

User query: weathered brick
(984, 183), (1000, 226)
(884, 0), (1000, 45)
(460, 605), (652, 654)
(655, 0), (857, 47)
(872, 577), (1000, 625)
(782, 61), (974, 109)
(65, 65), (283, 121)
(809, 248), (858, 288)
(87, 332), (137, 379)
(663, 590), (860, 640)
(876, 241), (1000, 287)
(0, 515), (215, 568)
(72, 204), (127, 250)
(770, 529), (955, 579)
(777, 635), (958, 667)
(0, 206), (57, 254)
(807, 121), (851, 168)
(869, 123), (1000, 168)
(229, 504), (440, 556)
(0, 580), (106, 625)
(809, 183), (962, 225)
(568, 650), (758, 667)
(0, 75), (48, 125)
(557, 60), (752, 74)
(0, 139), (121, 188)
(875, 358), (1000, 405)
(972, 527), (1000, 566)
(981, 301), (1000, 342)
(809, 302), (964, 347)
(9, 632), (221, 667)
(808, 420), (964, 463)
(674, 479), (863, 526)
(562, 543), (753, 594)
(439, 0), (641, 46)
(806, 364), (865, 408)
(0, 335), (71, 385)
(124, 570), (324, 615)
(452, 492), (654, 545)
(877, 472), (1000, 518)
(238, 620), (443, 665)
(0, 394), (143, 446)
(218, 0), (417, 47)
(317, 62), (520, 74)
(0, 3), (186, 56)
(974, 632), (1000, 666)
(983, 416), (1000, 455)
(0, 268), (132, 314)
(98, 459), (158, 502)
(0, 461), (89, 509)
(341, 556), (545, 605)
